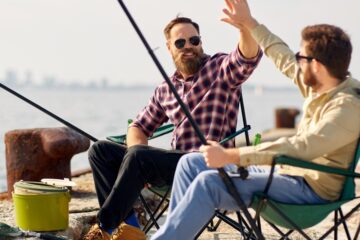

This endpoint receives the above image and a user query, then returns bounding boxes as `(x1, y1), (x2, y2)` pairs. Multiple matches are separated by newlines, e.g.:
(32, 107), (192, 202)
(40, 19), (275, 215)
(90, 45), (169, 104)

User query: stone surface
(1, 171), (359, 240)
(5, 127), (90, 197)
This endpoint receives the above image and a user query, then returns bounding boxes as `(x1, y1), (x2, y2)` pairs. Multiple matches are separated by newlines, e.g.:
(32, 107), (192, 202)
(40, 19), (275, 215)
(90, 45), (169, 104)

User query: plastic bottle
(253, 133), (261, 146)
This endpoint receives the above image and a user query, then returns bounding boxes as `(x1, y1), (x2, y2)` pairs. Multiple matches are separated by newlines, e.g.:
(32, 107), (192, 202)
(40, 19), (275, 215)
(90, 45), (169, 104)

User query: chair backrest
(340, 139), (360, 200)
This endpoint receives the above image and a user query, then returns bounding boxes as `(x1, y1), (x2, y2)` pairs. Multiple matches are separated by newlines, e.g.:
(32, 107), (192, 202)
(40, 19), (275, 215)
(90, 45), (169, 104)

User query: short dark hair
(302, 24), (352, 80)
(164, 16), (200, 40)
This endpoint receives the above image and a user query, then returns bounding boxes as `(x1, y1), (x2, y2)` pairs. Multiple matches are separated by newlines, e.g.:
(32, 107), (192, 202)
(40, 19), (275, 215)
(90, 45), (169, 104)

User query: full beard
(173, 48), (204, 77)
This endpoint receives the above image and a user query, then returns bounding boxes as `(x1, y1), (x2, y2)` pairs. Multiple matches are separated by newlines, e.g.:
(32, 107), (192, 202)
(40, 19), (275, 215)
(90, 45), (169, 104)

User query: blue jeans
(151, 152), (328, 240)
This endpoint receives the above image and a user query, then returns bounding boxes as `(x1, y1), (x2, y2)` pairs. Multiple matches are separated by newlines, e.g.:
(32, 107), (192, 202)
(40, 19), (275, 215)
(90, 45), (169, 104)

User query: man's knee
(88, 140), (126, 166)
(177, 152), (207, 174)
(88, 140), (107, 162)
(125, 145), (166, 185)
(196, 171), (219, 186)
(126, 144), (149, 158)
(122, 145), (153, 170)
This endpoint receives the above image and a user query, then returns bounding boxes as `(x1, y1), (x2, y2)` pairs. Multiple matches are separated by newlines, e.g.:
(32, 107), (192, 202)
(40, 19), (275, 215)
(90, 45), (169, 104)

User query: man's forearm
(238, 27), (259, 59)
(126, 126), (148, 147)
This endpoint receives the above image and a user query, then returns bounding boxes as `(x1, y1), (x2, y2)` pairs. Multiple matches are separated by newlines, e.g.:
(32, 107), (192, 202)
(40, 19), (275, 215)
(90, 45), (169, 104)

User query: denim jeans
(151, 152), (328, 240)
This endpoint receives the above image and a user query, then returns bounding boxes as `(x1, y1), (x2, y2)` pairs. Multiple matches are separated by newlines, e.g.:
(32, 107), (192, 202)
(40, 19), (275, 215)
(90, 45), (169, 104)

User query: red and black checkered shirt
(131, 48), (262, 152)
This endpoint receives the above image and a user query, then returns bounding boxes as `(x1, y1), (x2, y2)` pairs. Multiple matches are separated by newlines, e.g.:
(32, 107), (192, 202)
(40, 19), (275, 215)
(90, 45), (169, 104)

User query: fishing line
(115, 1), (263, 239)
(0, 83), (98, 142)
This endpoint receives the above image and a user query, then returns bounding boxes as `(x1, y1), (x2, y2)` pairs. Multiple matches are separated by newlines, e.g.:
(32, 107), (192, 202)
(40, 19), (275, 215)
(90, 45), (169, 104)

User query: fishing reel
(237, 167), (249, 179)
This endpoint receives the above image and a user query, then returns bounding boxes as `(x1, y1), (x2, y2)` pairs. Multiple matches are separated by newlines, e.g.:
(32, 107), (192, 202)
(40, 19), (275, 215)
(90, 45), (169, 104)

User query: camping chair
(107, 90), (253, 235)
(245, 139), (360, 240)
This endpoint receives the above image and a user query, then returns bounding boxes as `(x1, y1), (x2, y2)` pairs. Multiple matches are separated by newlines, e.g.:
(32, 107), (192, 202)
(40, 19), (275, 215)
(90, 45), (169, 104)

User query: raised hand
(221, 0), (257, 30)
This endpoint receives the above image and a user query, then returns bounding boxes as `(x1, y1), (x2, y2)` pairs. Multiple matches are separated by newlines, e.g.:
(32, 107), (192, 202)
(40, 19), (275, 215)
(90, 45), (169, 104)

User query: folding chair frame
(249, 144), (360, 240)
(140, 186), (171, 233)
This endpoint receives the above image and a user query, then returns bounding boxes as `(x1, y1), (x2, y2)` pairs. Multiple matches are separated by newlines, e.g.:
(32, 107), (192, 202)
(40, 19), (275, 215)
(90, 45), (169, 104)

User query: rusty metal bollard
(275, 108), (300, 128)
(5, 127), (90, 198)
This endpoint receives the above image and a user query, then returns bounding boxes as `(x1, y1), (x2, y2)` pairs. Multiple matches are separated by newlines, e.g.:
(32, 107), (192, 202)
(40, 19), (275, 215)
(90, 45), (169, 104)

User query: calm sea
(0, 86), (303, 192)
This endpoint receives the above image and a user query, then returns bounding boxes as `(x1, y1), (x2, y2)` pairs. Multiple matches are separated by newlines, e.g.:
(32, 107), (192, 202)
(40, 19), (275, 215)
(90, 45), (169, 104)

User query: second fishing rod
(115, 0), (264, 239)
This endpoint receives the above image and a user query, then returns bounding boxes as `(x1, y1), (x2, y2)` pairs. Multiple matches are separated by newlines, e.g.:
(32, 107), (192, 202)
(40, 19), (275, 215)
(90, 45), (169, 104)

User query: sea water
(0, 86), (303, 192)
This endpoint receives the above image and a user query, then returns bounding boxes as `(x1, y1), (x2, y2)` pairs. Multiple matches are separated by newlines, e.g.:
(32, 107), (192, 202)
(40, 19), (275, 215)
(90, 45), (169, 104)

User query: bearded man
(84, 16), (262, 240)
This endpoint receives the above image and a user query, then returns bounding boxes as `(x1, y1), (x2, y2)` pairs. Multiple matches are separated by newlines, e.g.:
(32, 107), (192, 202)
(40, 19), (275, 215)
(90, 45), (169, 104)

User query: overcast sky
(0, 0), (359, 87)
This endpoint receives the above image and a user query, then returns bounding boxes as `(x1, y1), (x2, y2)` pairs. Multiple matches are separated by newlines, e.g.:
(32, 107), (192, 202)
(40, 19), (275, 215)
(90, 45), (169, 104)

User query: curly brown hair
(302, 24), (352, 80)
(164, 16), (200, 40)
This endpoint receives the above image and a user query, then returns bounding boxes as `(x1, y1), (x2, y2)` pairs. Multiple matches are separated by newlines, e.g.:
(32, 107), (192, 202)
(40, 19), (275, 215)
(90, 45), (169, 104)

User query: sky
(0, 0), (359, 87)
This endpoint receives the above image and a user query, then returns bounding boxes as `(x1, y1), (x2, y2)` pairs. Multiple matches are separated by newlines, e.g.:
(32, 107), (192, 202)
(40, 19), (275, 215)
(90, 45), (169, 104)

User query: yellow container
(12, 181), (71, 231)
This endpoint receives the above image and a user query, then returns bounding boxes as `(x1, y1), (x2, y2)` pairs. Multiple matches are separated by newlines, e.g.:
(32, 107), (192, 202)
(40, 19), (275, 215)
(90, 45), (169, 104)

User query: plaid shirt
(131, 48), (262, 151)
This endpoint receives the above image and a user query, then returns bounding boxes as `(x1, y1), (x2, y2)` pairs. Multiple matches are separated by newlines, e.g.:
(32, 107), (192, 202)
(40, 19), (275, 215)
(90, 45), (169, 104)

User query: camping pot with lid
(12, 181), (71, 231)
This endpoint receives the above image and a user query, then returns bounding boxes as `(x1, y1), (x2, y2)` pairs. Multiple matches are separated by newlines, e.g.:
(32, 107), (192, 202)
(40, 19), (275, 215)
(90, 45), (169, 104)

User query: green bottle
(253, 133), (261, 146)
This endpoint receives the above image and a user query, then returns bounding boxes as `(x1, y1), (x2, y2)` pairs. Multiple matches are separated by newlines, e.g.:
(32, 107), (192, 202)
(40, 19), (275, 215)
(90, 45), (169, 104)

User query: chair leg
(216, 213), (256, 240)
(339, 208), (352, 240)
(319, 202), (360, 240)
(265, 220), (291, 239)
(139, 187), (171, 233)
(143, 202), (169, 233)
(236, 211), (248, 238)
(208, 210), (227, 231)
(254, 198), (293, 240)
(354, 222), (360, 240)
(335, 211), (338, 240)
(194, 214), (216, 239)
(266, 201), (312, 240)
(234, 211), (258, 240)
(194, 210), (257, 240)
(206, 219), (216, 232)
(139, 194), (160, 231)
(255, 215), (261, 233)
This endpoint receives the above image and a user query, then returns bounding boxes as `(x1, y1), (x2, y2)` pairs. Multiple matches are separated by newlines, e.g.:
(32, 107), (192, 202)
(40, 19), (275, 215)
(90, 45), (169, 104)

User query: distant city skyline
(0, 68), (154, 89)
(1, 68), (114, 88)
(1, 68), (298, 92)
(1, 0), (359, 88)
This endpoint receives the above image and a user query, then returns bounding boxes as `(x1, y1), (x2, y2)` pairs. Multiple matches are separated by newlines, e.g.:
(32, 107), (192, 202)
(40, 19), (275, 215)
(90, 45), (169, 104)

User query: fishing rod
(0, 82), (98, 142)
(115, 1), (263, 239)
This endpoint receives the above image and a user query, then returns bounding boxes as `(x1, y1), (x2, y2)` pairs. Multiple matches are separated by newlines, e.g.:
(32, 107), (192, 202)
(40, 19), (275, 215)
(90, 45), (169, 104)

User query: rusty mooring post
(5, 127), (90, 198)
(275, 108), (300, 128)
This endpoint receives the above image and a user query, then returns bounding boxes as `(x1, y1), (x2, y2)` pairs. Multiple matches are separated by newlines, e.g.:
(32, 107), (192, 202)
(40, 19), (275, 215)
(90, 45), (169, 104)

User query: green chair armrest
(148, 124), (174, 140)
(107, 135), (127, 144)
(107, 123), (175, 145)
(273, 154), (360, 178)
(219, 125), (251, 145)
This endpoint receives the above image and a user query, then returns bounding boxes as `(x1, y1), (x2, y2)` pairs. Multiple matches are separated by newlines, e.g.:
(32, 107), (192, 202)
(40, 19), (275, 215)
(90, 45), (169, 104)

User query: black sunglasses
(174, 36), (201, 49)
(295, 52), (315, 63)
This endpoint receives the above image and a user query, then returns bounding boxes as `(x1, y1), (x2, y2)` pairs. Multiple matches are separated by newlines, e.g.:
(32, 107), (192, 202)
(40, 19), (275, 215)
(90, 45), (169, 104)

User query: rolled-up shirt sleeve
(219, 47), (262, 89)
(130, 88), (168, 137)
